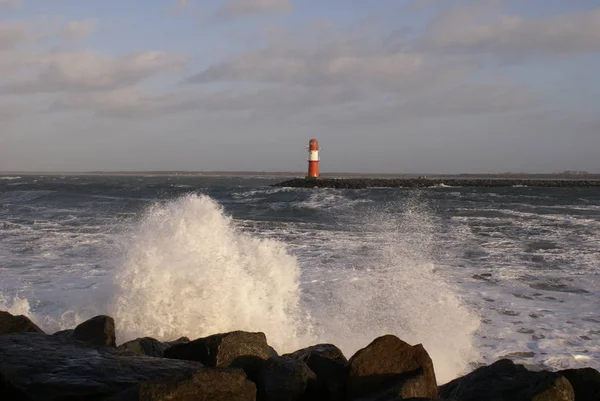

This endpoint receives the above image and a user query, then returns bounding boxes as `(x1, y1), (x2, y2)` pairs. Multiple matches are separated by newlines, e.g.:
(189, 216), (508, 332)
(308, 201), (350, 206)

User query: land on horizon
(2, 171), (600, 180)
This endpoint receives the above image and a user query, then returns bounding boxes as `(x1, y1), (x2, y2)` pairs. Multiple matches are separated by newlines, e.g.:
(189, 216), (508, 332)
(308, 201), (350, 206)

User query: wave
(0, 176), (21, 180)
(0, 193), (480, 384)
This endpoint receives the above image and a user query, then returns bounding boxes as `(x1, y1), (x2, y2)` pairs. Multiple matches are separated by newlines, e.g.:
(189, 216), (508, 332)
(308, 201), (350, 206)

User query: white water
(110, 194), (314, 352)
(108, 194), (480, 383)
(1, 193), (480, 384)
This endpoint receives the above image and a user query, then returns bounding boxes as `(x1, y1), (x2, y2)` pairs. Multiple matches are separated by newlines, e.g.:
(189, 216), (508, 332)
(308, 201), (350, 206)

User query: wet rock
(439, 359), (574, 401)
(0, 310), (44, 335)
(0, 332), (221, 400)
(73, 315), (116, 347)
(118, 336), (189, 357)
(254, 356), (318, 401)
(164, 330), (270, 377)
(108, 369), (256, 401)
(346, 335), (438, 400)
(558, 367), (600, 401)
(284, 344), (347, 401)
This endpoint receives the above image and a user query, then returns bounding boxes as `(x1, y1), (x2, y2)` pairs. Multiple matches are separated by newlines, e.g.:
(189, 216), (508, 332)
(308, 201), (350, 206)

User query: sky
(0, 0), (599, 174)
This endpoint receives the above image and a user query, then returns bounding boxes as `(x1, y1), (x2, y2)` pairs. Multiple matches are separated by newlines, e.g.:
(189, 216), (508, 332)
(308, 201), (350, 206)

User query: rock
(118, 336), (189, 357)
(107, 369), (256, 401)
(0, 332), (242, 400)
(268, 345), (279, 358)
(254, 356), (318, 401)
(164, 331), (270, 374)
(439, 359), (574, 401)
(73, 315), (116, 347)
(347, 335), (438, 400)
(0, 310), (44, 335)
(558, 367), (600, 401)
(52, 329), (74, 338)
(284, 344), (347, 401)
(285, 343), (348, 364)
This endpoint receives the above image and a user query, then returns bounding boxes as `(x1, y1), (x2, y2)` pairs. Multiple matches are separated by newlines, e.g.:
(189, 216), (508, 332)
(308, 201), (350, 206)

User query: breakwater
(2, 311), (599, 400)
(273, 178), (600, 189)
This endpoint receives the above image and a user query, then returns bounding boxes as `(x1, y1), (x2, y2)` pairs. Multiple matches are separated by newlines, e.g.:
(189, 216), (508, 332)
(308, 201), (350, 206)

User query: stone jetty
(2, 311), (599, 400)
(273, 178), (600, 189)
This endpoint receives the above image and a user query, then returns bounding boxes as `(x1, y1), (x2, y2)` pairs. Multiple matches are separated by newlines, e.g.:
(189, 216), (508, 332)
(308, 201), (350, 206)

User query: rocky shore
(1, 311), (599, 400)
(273, 178), (600, 189)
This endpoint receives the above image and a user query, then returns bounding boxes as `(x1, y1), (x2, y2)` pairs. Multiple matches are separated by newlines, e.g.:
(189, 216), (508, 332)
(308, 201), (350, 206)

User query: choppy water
(1, 174), (599, 384)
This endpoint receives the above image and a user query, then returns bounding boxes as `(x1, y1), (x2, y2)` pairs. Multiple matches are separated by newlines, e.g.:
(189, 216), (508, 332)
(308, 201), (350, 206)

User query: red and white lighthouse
(307, 138), (320, 178)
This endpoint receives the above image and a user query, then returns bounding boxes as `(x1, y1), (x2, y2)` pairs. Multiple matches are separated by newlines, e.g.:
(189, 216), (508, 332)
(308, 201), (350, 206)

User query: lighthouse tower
(307, 138), (320, 179)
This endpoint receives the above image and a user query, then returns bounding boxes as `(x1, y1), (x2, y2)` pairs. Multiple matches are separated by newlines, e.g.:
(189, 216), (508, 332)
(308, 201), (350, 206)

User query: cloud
(185, 26), (475, 94)
(423, 4), (600, 59)
(59, 20), (97, 41)
(0, 22), (31, 50)
(0, 0), (20, 8)
(217, 0), (293, 19)
(170, 0), (192, 13)
(2, 50), (186, 94)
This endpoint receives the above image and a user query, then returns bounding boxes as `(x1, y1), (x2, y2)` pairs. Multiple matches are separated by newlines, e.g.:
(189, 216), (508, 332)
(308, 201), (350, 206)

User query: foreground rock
(558, 368), (600, 401)
(118, 336), (190, 357)
(0, 332), (256, 400)
(2, 311), (600, 401)
(164, 331), (270, 371)
(72, 314), (116, 347)
(0, 311), (44, 335)
(108, 370), (256, 401)
(254, 356), (318, 401)
(284, 344), (348, 401)
(346, 335), (438, 400)
(439, 359), (574, 401)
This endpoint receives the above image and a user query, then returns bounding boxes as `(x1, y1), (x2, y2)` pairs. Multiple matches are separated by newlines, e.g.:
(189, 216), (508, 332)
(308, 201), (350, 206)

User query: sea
(1, 174), (598, 384)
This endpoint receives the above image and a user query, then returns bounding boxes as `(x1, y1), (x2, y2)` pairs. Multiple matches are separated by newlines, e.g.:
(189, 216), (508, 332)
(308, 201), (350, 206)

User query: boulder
(558, 367), (600, 401)
(73, 315), (116, 347)
(0, 332), (252, 400)
(439, 359), (574, 401)
(284, 344), (348, 401)
(347, 335), (438, 400)
(0, 310), (44, 335)
(108, 369), (256, 401)
(254, 356), (318, 401)
(118, 336), (189, 357)
(164, 330), (270, 373)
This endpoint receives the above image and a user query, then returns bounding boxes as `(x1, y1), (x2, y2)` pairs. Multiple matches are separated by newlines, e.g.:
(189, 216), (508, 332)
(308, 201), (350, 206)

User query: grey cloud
(422, 4), (600, 59)
(0, 0), (19, 8)
(217, 0), (293, 19)
(59, 20), (97, 41)
(2, 50), (186, 94)
(0, 22), (30, 50)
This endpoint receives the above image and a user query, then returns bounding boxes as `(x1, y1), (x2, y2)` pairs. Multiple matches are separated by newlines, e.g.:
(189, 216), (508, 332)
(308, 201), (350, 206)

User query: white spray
(110, 194), (315, 352)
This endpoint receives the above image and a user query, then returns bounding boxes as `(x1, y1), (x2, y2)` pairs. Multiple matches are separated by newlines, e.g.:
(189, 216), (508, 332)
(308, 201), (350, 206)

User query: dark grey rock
(254, 356), (318, 401)
(73, 315), (116, 347)
(284, 344), (347, 401)
(164, 330), (270, 372)
(0, 332), (250, 400)
(0, 310), (44, 335)
(558, 367), (600, 401)
(118, 336), (189, 357)
(347, 335), (438, 400)
(439, 359), (574, 401)
(107, 369), (256, 401)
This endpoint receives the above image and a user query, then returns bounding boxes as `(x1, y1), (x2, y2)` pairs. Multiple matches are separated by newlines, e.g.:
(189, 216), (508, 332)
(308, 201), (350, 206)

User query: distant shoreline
(2, 171), (600, 180)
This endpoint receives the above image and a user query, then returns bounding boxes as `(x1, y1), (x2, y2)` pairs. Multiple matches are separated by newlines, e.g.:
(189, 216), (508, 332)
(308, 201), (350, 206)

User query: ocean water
(1, 174), (599, 384)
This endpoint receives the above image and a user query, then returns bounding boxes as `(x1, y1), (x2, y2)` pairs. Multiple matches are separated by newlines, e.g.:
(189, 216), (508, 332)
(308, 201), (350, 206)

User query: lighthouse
(307, 138), (320, 179)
